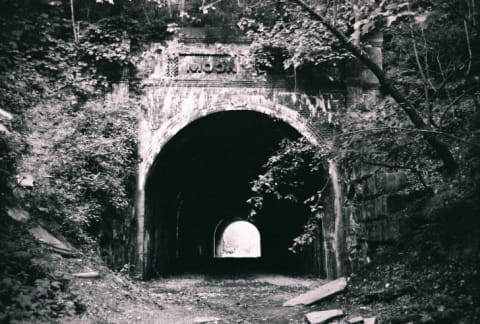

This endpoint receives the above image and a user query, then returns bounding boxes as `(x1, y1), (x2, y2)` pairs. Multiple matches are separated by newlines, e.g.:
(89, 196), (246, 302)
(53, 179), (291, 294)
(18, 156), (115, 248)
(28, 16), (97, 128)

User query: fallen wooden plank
(283, 277), (347, 306)
(305, 309), (344, 324)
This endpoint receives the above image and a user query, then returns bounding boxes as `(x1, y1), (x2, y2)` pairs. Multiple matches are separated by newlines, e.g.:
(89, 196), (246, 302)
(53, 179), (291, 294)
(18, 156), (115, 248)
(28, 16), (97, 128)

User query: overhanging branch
(289, 0), (458, 172)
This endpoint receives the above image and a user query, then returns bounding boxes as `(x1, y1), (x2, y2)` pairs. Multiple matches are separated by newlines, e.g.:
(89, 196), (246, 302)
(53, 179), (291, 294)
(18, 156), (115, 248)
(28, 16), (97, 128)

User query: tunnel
(144, 110), (326, 277)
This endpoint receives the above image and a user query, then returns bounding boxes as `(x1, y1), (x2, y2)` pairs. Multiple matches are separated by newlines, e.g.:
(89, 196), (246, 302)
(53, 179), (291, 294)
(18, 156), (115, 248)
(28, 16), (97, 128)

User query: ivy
(247, 138), (330, 252)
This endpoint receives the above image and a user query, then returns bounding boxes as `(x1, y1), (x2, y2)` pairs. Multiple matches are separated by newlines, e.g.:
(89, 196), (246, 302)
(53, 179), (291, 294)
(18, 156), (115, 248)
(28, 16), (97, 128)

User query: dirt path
(141, 274), (326, 324)
(61, 269), (326, 324)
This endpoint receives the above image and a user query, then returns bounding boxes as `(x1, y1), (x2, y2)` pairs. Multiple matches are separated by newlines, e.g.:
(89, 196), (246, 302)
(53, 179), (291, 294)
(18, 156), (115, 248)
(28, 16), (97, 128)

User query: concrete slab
(193, 316), (221, 323)
(305, 309), (344, 324)
(347, 316), (364, 323)
(73, 271), (100, 279)
(0, 108), (13, 120)
(283, 277), (347, 306)
(7, 207), (30, 223)
(28, 226), (74, 252)
(364, 317), (377, 324)
(16, 173), (34, 188)
(0, 123), (10, 135)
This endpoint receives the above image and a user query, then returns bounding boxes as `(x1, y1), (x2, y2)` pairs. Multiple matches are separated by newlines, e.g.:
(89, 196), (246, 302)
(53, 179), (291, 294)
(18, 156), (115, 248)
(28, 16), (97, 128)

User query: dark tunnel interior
(145, 111), (324, 277)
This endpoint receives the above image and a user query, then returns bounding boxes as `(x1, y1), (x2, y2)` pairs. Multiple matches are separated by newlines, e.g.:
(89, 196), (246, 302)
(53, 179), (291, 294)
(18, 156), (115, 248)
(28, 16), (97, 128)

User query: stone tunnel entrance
(144, 110), (326, 277)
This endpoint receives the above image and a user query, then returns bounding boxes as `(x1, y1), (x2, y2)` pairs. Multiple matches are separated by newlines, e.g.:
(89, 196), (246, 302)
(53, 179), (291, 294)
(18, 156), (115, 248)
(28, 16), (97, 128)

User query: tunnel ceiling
(150, 111), (301, 206)
(146, 111), (321, 275)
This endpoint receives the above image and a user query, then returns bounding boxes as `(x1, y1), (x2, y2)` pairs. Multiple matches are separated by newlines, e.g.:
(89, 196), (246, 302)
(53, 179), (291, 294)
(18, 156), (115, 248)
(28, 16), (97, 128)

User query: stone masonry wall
(343, 166), (412, 272)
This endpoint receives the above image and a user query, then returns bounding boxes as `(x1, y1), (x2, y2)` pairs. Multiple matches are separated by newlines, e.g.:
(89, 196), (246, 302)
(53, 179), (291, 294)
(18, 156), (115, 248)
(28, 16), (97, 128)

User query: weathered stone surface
(136, 29), (348, 279)
(354, 172), (408, 199)
(16, 173), (35, 188)
(6, 207), (30, 223)
(0, 108), (14, 120)
(283, 277), (347, 306)
(365, 218), (400, 242)
(193, 316), (221, 323)
(363, 317), (377, 324)
(347, 316), (364, 323)
(29, 226), (74, 252)
(0, 122), (10, 134)
(73, 271), (100, 279)
(357, 196), (388, 221)
(305, 309), (344, 324)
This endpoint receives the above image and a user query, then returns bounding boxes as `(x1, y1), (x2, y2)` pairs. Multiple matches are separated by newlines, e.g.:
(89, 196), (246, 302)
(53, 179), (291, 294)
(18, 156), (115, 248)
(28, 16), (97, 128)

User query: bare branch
(464, 19), (473, 77)
(70, 0), (78, 43)
(439, 86), (480, 128)
(289, 0), (458, 172)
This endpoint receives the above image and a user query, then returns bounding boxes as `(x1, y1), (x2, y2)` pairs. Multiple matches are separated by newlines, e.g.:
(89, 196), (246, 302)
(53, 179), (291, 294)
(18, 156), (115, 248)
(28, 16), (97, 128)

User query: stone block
(363, 317), (377, 324)
(365, 218), (400, 242)
(347, 316), (364, 323)
(283, 277), (347, 306)
(6, 207), (30, 223)
(305, 309), (344, 324)
(0, 108), (14, 120)
(29, 226), (74, 252)
(373, 196), (388, 218)
(351, 166), (377, 182)
(16, 173), (34, 188)
(0, 123), (10, 135)
(376, 172), (408, 193)
(193, 316), (221, 323)
(73, 271), (100, 279)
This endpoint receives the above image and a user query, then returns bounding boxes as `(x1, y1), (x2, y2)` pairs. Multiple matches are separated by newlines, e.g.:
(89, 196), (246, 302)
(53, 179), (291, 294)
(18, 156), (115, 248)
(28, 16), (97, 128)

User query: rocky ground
(1, 214), (479, 324)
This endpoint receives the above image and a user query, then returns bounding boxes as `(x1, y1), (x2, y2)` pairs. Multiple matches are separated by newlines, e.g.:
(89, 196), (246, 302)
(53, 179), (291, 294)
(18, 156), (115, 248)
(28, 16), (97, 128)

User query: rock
(28, 226), (75, 252)
(0, 108), (13, 120)
(363, 317), (377, 324)
(6, 207), (30, 223)
(283, 277), (347, 306)
(193, 316), (221, 323)
(305, 309), (344, 324)
(16, 173), (34, 188)
(0, 123), (10, 135)
(347, 316), (364, 323)
(73, 271), (100, 279)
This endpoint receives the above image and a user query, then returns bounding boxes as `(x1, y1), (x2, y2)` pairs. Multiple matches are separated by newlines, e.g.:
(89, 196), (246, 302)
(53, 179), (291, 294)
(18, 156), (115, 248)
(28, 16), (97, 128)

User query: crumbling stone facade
(126, 27), (407, 279)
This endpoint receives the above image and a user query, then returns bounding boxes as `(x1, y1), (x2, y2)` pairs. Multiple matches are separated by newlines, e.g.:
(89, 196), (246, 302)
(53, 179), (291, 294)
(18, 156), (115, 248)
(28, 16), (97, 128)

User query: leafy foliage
(247, 138), (330, 252)
(338, 0), (480, 188)
(0, 2), (146, 247)
(21, 94), (138, 245)
(238, 1), (354, 75)
(0, 217), (82, 322)
(243, 0), (480, 253)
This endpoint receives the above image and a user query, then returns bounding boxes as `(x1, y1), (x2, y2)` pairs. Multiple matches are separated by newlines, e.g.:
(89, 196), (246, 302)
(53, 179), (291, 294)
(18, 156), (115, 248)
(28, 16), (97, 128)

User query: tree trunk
(290, 0), (458, 173)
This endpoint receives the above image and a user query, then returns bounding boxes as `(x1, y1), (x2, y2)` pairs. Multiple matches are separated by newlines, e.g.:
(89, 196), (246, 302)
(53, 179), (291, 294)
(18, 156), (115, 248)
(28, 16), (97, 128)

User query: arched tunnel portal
(144, 111), (329, 277)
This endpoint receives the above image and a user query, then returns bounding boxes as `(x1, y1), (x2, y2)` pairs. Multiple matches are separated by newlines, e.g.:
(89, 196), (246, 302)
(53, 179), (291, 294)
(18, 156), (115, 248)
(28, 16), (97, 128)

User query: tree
(240, 0), (480, 175)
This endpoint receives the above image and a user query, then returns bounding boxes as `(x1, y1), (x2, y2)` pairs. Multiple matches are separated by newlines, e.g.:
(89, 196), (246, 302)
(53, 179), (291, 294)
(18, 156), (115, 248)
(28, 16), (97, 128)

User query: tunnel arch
(214, 219), (261, 258)
(139, 102), (326, 187)
(141, 109), (333, 277)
